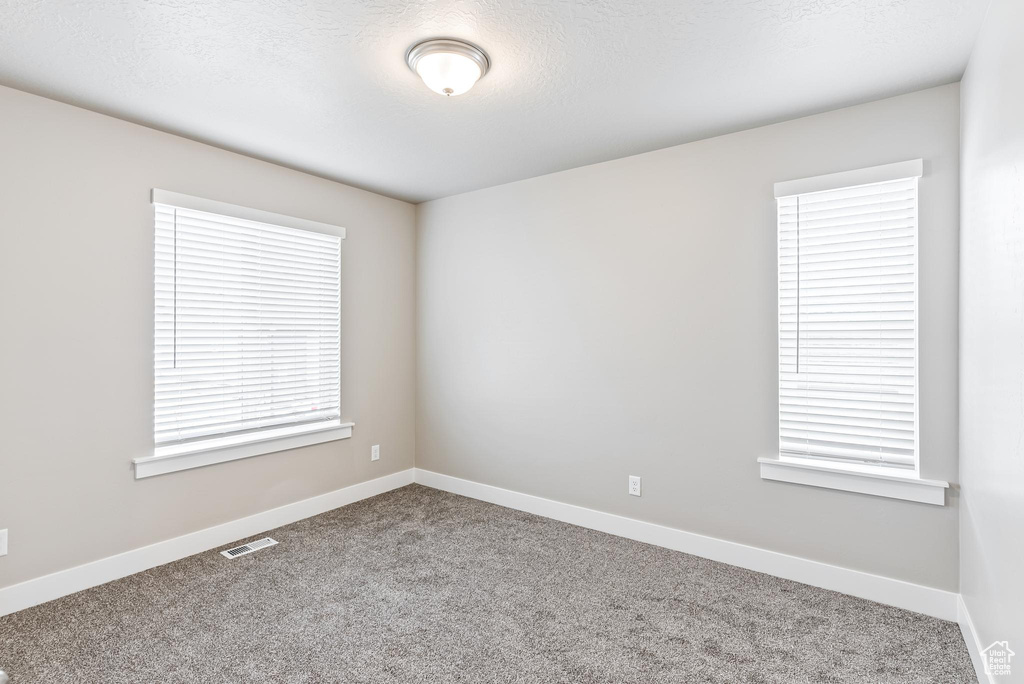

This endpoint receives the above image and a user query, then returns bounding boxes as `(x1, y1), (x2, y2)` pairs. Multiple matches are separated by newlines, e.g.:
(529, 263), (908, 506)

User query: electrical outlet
(371, 444), (380, 461)
(628, 476), (641, 497)
(0, 529), (7, 557)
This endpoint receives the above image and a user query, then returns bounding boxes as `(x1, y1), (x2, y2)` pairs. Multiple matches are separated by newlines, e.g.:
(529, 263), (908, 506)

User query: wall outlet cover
(0, 529), (7, 556)
(371, 445), (380, 461)
(628, 476), (642, 497)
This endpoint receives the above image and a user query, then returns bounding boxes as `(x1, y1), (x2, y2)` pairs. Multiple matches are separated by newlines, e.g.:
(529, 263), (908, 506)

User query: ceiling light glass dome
(406, 39), (490, 97)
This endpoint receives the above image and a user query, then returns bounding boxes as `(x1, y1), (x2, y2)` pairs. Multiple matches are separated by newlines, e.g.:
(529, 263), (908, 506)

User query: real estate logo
(982, 641), (1015, 677)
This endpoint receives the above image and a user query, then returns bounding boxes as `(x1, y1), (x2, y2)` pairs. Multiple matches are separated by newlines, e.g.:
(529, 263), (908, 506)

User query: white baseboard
(0, 468), (414, 617)
(958, 595), (991, 684)
(413, 468), (959, 622)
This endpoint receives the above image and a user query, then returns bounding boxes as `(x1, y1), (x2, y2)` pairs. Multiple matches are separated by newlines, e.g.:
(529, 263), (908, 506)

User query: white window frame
(133, 190), (352, 479)
(758, 160), (948, 505)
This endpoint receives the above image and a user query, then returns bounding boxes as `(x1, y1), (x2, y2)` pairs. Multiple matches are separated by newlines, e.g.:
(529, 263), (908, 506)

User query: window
(760, 160), (946, 505)
(778, 171), (919, 470)
(135, 190), (350, 478)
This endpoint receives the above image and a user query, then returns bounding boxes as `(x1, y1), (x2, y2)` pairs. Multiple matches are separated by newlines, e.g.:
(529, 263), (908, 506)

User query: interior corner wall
(0, 85), (418, 589)
(416, 84), (962, 590)
(959, 0), (1024, 657)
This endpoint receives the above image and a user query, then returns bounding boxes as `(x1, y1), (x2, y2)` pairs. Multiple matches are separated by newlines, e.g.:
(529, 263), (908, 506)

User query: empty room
(0, 0), (1021, 681)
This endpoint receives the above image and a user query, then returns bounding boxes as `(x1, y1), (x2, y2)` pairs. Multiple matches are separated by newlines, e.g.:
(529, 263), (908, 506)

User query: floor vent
(220, 537), (278, 559)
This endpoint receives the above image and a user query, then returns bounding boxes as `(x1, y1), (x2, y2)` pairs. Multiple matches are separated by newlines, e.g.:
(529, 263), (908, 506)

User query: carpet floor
(0, 484), (973, 683)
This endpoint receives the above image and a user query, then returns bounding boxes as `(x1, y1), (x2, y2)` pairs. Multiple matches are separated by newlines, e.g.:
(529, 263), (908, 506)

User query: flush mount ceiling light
(406, 38), (490, 97)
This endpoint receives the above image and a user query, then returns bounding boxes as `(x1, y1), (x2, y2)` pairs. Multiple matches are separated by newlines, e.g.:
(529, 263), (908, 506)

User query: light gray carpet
(0, 484), (973, 683)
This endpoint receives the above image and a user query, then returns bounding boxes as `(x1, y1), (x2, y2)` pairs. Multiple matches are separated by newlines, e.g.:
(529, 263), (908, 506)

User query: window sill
(757, 456), (948, 506)
(133, 420), (354, 479)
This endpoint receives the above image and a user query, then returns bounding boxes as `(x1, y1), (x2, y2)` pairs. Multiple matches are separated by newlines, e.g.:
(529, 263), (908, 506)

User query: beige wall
(417, 84), (961, 590)
(0, 85), (417, 589)
(960, 0), (1024, 655)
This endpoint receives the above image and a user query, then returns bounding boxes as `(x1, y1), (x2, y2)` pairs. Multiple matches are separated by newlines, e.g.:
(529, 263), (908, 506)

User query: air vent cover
(220, 537), (278, 559)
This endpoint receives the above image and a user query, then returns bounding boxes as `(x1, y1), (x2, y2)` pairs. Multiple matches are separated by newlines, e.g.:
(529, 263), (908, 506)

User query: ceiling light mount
(406, 38), (490, 97)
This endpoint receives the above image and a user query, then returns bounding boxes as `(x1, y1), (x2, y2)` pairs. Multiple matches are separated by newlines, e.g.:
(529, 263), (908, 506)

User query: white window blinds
(777, 168), (919, 469)
(154, 195), (342, 447)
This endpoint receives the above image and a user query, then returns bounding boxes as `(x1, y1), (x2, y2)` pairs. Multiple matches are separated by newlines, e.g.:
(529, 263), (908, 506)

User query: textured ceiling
(0, 0), (989, 202)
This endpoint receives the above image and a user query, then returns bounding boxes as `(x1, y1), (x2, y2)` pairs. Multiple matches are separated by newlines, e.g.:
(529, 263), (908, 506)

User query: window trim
(764, 160), (948, 504)
(134, 420), (354, 479)
(773, 159), (923, 199)
(758, 455), (948, 505)
(151, 189), (347, 239)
